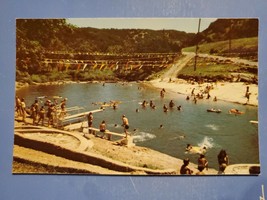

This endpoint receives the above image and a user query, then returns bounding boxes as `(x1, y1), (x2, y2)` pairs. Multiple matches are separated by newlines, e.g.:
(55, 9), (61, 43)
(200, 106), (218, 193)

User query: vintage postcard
(13, 18), (259, 175)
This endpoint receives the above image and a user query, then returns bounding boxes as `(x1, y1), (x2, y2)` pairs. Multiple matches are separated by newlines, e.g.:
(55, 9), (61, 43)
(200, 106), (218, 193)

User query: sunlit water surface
(16, 82), (259, 168)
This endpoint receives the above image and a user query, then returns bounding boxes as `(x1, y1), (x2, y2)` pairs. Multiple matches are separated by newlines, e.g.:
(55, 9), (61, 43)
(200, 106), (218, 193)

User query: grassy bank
(182, 37), (258, 61)
(177, 56), (257, 82)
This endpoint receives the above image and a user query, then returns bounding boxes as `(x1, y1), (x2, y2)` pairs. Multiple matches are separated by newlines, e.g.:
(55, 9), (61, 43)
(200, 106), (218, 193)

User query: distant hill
(197, 18), (258, 44)
(183, 19), (258, 61)
(62, 27), (195, 54)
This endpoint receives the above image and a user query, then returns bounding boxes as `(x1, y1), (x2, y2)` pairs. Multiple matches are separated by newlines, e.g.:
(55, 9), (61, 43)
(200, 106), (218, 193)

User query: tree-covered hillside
(66, 27), (195, 53)
(198, 18), (258, 44)
(16, 18), (258, 83)
(16, 19), (194, 82)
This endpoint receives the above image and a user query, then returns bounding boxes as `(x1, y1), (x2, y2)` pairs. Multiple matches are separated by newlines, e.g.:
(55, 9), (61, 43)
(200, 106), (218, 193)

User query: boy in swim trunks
(122, 115), (129, 138)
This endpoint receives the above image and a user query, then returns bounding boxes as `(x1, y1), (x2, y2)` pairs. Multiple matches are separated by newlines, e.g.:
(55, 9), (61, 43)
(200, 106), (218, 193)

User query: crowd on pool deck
(15, 96), (68, 127)
(15, 82), (252, 174)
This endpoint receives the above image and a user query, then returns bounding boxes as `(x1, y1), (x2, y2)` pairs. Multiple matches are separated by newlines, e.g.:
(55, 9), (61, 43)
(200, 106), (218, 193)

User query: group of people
(15, 96), (68, 127)
(180, 149), (229, 175)
(87, 112), (130, 140)
(187, 84), (218, 104)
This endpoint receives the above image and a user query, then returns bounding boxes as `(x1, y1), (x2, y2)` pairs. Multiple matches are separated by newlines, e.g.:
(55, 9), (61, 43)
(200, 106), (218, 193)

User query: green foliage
(30, 74), (43, 83)
(16, 70), (31, 83)
(15, 18), (258, 83)
(178, 57), (257, 81)
(183, 37), (258, 61)
(66, 27), (185, 53)
(201, 19), (258, 42)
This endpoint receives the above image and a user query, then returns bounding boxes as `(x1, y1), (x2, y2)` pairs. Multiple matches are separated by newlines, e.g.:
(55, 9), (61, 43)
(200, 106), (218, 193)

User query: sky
(66, 18), (217, 33)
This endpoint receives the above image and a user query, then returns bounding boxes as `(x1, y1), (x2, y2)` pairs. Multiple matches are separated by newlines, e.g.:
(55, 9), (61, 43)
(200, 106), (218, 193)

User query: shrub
(31, 74), (42, 83)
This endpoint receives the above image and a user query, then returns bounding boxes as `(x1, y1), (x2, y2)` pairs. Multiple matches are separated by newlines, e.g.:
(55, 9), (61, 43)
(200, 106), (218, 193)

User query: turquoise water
(16, 82), (259, 169)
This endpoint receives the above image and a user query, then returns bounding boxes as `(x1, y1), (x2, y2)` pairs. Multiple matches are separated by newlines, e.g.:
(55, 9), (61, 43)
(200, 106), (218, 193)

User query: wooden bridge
(40, 52), (181, 72)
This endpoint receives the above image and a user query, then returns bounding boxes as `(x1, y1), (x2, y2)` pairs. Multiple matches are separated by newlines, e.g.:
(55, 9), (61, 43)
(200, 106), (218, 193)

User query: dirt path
(161, 53), (195, 81)
(160, 51), (257, 83)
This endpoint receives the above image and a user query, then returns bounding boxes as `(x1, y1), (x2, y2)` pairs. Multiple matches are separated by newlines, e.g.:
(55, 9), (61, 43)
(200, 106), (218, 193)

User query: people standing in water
(186, 96), (190, 100)
(180, 158), (193, 175)
(122, 115), (130, 138)
(193, 96), (197, 104)
(149, 100), (156, 109)
(149, 100), (154, 108)
(163, 104), (168, 112)
(191, 88), (195, 96)
(160, 88), (165, 98)
(142, 100), (147, 108)
(87, 112), (93, 134)
(169, 100), (175, 108)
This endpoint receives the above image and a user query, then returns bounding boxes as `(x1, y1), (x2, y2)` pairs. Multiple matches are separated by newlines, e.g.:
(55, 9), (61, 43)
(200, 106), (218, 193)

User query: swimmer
(160, 89), (165, 98)
(193, 97), (197, 104)
(186, 144), (193, 151)
(159, 124), (163, 129)
(177, 105), (182, 111)
(178, 135), (185, 140)
(169, 100), (175, 108)
(142, 100), (147, 107)
(186, 144), (207, 154)
(163, 104), (168, 112)
(191, 88), (195, 96)
(229, 108), (244, 115)
(149, 100), (154, 107)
